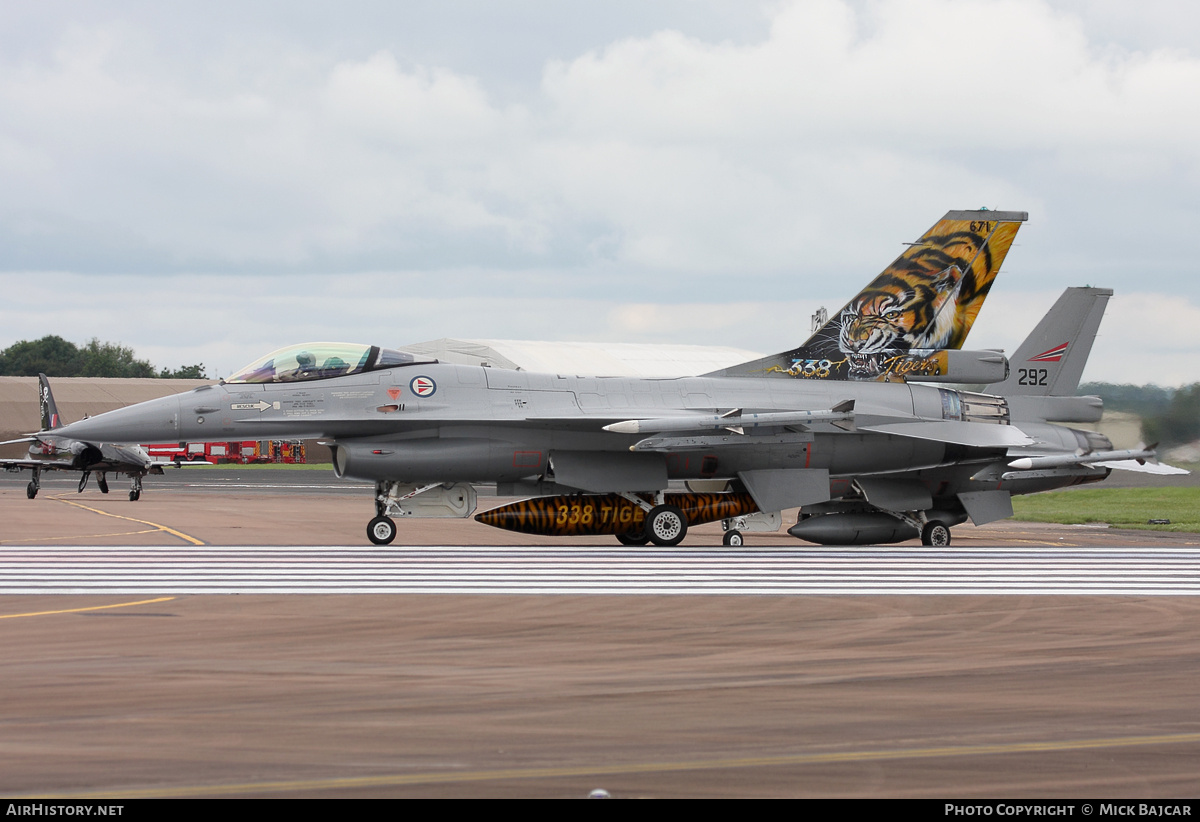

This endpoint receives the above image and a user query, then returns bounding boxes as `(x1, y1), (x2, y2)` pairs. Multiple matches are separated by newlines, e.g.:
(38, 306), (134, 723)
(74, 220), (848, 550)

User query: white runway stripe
(2, 546), (1199, 595)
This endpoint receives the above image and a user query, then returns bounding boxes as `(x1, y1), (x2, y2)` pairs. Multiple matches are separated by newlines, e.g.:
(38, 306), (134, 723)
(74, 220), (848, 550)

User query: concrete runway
(2, 470), (1199, 798)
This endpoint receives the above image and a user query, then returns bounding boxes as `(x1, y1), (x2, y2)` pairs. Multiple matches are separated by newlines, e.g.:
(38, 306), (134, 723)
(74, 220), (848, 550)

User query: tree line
(1081, 382), (1200, 447)
(0, 335), (207, 380)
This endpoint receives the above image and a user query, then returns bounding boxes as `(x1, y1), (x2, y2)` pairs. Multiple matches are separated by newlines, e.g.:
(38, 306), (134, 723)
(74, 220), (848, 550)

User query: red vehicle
(143, 440), (306, 464)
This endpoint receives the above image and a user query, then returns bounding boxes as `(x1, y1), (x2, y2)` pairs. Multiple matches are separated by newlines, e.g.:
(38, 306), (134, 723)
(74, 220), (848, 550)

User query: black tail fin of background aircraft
(707, 209), (1028, 381)
(38, 373), (65, 431)
(983, 287), (1112, 397)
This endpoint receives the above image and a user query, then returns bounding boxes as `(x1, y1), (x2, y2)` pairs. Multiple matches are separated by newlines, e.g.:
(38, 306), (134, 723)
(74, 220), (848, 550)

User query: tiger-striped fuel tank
(475, 492), (760, 537)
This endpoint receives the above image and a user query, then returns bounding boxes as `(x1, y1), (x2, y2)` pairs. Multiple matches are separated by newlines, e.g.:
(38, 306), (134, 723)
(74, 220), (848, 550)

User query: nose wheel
(368, 516), (397, 545)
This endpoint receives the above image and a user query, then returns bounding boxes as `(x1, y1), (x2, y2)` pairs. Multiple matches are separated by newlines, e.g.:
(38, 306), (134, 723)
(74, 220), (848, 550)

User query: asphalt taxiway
(2, 469), (1199, 798)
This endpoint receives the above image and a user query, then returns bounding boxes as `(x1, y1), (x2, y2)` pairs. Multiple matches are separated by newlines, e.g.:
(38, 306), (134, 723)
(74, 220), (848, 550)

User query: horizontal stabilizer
(1095, 459), (1189, 475)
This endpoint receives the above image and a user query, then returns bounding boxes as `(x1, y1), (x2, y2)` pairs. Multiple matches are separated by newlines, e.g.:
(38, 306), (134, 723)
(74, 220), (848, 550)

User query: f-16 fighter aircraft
(0, 374), (172, 500)
(44, 210), (1179, 546)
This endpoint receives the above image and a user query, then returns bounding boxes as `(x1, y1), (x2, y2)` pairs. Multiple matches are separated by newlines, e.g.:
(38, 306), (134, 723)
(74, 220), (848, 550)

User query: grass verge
(1011, 487), (1200, 532)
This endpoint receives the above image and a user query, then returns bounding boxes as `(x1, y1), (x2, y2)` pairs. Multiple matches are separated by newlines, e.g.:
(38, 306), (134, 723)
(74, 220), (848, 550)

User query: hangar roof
(399, 339), (763, 378)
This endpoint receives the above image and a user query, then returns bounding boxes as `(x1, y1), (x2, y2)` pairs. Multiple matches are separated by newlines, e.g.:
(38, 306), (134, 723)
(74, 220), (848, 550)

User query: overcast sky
(2, 0), (1199, 385)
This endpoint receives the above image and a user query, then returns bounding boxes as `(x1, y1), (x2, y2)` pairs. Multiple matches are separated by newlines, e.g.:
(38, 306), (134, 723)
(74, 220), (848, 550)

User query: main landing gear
(129, 474), (143, 502)
(921, 520), (951, 547)
(613, 493), (690, 547)
(26, 467), (40, 499)
(644, 504), (687, 547)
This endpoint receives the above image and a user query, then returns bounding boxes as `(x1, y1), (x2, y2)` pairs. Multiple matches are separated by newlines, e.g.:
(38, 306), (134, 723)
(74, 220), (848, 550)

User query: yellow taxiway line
(49, 495), (205, 545)
(0, 597), (177, 620)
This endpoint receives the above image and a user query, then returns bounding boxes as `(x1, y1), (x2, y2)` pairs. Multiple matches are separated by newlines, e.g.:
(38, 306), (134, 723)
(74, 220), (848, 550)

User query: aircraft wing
(0, 436), (39, 447)
(148, 459), (211, 469)
(1, 458), (78, 471)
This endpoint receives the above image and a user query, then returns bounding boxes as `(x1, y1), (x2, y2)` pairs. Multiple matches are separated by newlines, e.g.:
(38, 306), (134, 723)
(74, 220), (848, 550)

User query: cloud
(2, 1), (1198, 273)
(1, 2), (1198, 383)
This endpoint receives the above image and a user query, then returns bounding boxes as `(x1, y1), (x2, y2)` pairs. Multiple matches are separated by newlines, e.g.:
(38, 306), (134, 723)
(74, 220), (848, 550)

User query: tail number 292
(1018, 368), (1048, 386)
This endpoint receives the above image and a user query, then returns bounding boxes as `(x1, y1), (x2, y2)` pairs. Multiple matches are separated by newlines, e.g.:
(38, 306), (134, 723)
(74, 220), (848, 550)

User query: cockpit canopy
(225, 342), (435, 384)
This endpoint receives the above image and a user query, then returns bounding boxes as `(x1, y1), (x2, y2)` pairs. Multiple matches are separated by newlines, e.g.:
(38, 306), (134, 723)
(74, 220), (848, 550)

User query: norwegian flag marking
(1029, 342), (1068, 363)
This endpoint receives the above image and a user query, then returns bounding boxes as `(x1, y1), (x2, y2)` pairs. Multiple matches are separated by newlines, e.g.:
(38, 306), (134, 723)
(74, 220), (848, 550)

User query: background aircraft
(47, 210), (1179, 546)
(0, 374), (171, 501)
(784, 286), (1184, 545)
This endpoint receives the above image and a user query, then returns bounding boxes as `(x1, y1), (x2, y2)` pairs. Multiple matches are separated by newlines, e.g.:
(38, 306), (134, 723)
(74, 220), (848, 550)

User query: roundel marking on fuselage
(410, 376), (437, 397)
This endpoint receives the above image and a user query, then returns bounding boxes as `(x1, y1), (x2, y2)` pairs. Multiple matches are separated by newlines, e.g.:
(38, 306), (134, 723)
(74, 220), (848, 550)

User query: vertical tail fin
(709, 209), (1027, 380)
(38, 373), (64, 431)
(983, 287), (1112, 397)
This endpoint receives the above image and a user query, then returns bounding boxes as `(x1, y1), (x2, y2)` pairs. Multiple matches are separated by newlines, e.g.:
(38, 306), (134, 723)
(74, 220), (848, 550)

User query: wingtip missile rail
(1006, 447), (1160, 472)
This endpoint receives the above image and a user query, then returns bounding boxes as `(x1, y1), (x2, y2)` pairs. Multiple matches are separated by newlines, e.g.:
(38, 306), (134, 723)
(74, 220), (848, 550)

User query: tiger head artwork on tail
(706, 209), (1027, 383)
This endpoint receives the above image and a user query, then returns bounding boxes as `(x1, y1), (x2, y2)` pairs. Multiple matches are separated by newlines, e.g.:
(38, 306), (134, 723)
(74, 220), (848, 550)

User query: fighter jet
(784, 285), (1186, 545)
(0, 374), (171, 500)
(47, 209), (1177, 546)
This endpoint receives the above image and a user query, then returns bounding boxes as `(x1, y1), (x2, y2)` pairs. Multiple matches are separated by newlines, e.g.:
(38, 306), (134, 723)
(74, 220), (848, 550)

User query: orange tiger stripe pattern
(840, 217), (1021, 356)
(476, 493), (760, 537)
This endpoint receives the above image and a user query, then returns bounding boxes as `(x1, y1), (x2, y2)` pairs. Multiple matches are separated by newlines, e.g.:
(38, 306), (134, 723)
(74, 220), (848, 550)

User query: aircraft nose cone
(54, 393), (183, 444)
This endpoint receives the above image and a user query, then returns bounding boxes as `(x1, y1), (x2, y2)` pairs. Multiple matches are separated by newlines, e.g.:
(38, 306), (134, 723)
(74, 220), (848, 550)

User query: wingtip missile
(1007, 447), (1160, 471)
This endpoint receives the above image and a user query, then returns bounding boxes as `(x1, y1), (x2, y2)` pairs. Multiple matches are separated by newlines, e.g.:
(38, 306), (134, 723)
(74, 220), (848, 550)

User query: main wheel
(644, 505), (687, 547)
(97, 475), (110, 494)
(367, 515), (397, 545)
(616, 532), (650, 546)
(129, 490), (141, 502)
(921, 520), (951, 547)
(26, 482), (37, 499)
(722, 530), (744, 547)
